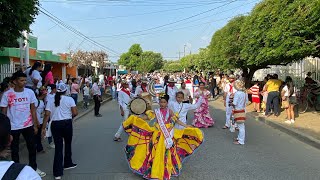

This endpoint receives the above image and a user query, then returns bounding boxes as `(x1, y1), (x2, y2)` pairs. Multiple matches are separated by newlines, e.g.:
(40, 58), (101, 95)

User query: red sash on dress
(121, 88), (131, 96)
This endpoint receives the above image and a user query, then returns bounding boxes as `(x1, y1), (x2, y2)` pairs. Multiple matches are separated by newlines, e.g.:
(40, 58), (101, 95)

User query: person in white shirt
(223, 75), (237, 129)
(232, 80), (248, 145)
(0, 113), (41, 180)
(114, 81), (132, 142)
(44, 84), (56, 148)
(281, 76), (297, 124)
(134, 79), (148, 97)
(34, 90), (47, 153)
(92, 78), (102, 117)
(83, 82), (90, 109)
(164, 78), (178, 104)
(169, 92), (203, 129)
(25, 62), (42, 91)
(0, 71), (46, 177)
(42, 82), (78, 180)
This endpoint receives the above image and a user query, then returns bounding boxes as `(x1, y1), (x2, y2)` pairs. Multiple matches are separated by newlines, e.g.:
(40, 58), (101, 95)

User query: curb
(248, 113), (320, 150)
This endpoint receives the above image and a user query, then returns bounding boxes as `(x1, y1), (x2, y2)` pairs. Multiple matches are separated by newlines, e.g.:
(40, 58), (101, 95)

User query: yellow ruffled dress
(123, 110), (204, 180)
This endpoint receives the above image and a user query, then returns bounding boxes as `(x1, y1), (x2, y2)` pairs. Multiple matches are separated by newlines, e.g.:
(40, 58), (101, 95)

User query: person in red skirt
(249, 82), (261, 112)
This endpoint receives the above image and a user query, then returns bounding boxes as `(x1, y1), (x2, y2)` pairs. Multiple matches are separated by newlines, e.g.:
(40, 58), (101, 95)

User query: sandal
(233, 138), (239, 141)
(113, 137), (122, 142)
(222, 126), (229, 129)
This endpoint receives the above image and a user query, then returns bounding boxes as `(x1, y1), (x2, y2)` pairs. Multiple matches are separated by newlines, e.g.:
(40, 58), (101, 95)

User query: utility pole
(183, 44), (186, 57)
(22, 31), (29, 67)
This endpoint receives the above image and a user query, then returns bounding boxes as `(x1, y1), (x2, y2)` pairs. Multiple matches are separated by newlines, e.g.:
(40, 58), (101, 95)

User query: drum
(129, 98), (148, 115)
(140, 92), (152, 110)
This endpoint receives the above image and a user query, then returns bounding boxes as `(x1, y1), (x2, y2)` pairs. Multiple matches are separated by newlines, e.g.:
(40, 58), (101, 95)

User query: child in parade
(169, 91), (203, 129)
(192, 82), (214, 128)
(122, 94), (203, 180)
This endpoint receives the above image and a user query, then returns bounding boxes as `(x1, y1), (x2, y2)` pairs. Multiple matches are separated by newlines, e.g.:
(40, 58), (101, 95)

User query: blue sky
(31, 0), (261, 62)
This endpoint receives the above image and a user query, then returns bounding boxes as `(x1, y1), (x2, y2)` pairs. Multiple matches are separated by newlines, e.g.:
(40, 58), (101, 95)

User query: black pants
(35, 124), (44, 152)
(11, 126), (37, 170)
(94, 95), (101, 116)
(51, 120), (74, 177)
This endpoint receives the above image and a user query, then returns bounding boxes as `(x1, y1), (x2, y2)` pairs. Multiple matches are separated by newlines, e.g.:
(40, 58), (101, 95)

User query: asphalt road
(20, 99), (320, 180)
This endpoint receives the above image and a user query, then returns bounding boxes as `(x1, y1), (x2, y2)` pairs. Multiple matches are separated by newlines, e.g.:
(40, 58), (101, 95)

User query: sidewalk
(246, 103), (320, 149)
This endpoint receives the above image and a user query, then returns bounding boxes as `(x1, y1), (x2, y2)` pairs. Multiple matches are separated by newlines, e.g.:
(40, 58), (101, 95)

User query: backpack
(1, 163), (26, 180)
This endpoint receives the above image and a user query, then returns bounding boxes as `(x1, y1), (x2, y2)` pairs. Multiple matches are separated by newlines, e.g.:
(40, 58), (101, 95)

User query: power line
(89, 0), (239, 38)
(42, 0), (235, 7)
(38, 6), (120, 56)
(67, 1), (232, 21)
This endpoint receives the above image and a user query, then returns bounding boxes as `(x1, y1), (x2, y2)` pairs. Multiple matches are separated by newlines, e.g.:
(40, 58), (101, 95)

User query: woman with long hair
(42, 64), (54, 87)
(42, 83), (78, 179)
(282, 76), (296, 124)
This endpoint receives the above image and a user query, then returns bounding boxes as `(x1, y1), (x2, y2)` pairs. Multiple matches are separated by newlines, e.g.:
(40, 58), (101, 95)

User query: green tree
(163, 61), (183, 73)
(240, 0), (320, 78)
(118, 44), (164, 72)
(0, 0), (39, 48)
(138, 51), (164, 73)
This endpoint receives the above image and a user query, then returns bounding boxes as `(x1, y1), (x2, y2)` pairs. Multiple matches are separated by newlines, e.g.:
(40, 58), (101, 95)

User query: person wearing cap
(42, 82), (78, 180)
(0, 71), (46, 178)
(164, 78), (178, 103)
(92, 78), (103, 117)
(223, 74), (237, 129)
(0, 113), (41, 179)
(114, 80), (133, 142)
(305, 72), (316, 85)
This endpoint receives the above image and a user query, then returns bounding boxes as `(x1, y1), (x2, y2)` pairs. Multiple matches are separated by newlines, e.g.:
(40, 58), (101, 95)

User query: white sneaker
(291, 119), (295, 124)
(55, 176), (62, 180)
(285, 120), (292, 124)
(49, 142), (55, 149)
(36, 168), (46, 177)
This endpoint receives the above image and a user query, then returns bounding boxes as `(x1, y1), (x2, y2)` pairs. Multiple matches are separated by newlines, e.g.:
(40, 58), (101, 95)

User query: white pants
(236, 123), (245, 144)
(115, 109), (130, 138)
(225, 104), (233, 127)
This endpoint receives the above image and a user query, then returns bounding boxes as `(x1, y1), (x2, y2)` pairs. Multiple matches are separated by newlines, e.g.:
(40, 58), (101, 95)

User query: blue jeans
(71, 94), (78, 105)
(266, 91), (280, 116)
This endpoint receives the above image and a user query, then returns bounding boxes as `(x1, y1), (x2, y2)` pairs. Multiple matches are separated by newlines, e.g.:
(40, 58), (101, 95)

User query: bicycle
(297, 85), (320, 113)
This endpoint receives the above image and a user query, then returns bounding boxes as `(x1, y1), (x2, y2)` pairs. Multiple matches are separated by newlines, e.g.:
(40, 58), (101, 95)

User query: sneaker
(291, 119), (295, 124)
(64, 163), (77, 170)
(284, 120), (292, 124)
(49, 142), (55, 149)
(55, 176), (62, 180)
(95, 114), (102, 117)
(36, 168), (46, 177)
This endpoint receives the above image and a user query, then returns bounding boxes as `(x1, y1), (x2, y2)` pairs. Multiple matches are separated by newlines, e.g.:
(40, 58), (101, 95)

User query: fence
(253, 57), (320, 88)
(0, 62), (15, 82)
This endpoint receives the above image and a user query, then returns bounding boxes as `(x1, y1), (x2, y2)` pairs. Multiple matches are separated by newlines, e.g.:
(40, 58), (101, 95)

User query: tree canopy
(163, 61), (183, 73)
(0, 0), (39, 48)
(118, 44), (164, 73)
(180, 0), (320, 84)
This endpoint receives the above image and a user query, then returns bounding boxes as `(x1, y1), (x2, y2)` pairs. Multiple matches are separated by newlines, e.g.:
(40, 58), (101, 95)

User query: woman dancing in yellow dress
(122, 94), (204, 180)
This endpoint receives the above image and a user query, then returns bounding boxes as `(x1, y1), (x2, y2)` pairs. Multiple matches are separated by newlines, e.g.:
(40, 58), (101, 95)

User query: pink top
(45, 71), (54, 84)
(71, 83), (80, 94)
